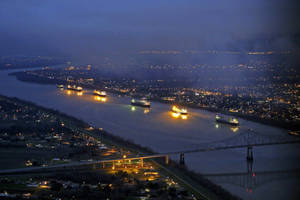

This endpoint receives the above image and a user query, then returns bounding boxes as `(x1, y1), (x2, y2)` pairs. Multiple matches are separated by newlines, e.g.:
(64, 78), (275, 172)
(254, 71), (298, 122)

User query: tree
(51, 180), (63, 191)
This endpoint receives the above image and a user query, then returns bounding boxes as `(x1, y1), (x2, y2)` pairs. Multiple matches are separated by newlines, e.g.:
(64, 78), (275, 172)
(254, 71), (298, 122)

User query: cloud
(0, 0), (299, 58)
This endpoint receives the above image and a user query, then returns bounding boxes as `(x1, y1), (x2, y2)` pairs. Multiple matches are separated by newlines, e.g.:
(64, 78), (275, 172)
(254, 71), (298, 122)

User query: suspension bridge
(163, 129), (300, 164)
(0, 129), (299, 175)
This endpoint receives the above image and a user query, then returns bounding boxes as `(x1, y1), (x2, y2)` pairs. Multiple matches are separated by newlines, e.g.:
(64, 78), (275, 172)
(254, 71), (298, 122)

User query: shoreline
(10, 71), (300, 132)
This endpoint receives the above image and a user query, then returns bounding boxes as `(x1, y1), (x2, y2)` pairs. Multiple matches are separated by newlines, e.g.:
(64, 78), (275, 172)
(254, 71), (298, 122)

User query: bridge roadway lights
(179, 153), (185, 165)
(247, 147), (254, 161)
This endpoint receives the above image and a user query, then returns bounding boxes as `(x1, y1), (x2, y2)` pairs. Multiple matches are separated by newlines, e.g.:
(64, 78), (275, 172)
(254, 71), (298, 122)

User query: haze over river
(1, 67), (299, 200)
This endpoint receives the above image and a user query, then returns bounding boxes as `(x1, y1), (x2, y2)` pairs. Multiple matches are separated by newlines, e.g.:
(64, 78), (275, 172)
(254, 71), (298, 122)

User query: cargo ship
(131, 98), (150, 108)
(216, 114), (239, 126)
(66, 85), (83, 92)
(288, 130), (300, 136)
(93, 90), (107, 97)
(171, 106), (188, 119)
(56, 84), (64, 89)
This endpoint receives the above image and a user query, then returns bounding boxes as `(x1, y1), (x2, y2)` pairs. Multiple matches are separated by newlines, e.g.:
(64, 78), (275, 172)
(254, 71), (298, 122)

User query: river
(0, 67), (299, 199)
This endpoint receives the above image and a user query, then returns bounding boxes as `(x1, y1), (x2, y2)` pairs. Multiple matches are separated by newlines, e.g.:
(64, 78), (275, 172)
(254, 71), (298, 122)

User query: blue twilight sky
(0, 0), (299, 58)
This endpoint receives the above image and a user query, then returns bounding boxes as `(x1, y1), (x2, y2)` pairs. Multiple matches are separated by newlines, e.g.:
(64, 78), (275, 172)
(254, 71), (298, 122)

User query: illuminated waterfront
(0, 69), (299, 200)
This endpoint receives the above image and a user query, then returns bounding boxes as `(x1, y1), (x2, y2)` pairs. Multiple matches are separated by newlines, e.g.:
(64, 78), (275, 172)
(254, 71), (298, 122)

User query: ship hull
(131, 102), (150, 108)
(94, 93), (106, 97)
(216, 119), (239, 126)
(171, 111), (188, 115)
(67, 88), (82, 92)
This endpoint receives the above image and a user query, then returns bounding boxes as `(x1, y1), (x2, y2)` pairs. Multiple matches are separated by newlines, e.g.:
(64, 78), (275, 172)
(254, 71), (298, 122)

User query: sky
(0, 0), (299, 59)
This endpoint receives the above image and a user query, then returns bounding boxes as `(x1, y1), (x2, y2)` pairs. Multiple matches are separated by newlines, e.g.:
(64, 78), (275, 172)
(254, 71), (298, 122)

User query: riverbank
(11, 71), (300, 132)
(0, 94), (240, 200)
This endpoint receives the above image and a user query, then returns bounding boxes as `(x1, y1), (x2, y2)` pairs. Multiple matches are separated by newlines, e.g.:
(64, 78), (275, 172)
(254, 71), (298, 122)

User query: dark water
(0, 68), (299, 200)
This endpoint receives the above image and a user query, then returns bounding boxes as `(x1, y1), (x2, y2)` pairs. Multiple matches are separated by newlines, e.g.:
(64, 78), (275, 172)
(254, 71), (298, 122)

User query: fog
(0, 0), (299, 62)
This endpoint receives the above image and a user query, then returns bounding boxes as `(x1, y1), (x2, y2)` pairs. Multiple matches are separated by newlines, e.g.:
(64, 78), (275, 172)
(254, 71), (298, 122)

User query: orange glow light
(144, 109), (150, 114)
(171, 112), (180, 118)
(181, 115), (188, 120)
(94, 96), (107, 102)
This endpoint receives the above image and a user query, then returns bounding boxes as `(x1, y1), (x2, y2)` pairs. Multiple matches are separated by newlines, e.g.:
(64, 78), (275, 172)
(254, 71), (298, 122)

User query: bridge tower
(165, 155), (169, 165)
(179, 153), (185, 165)
(247, 159), (253, 173)
(247, 146), (253, 161)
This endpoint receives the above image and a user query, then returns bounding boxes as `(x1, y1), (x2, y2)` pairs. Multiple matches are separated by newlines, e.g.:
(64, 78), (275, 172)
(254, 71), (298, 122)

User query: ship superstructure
(67, 85), (83, 92)
(171, 105), (188, 119)
(216, 114), (239, 126)
(93, 90), (107, 97)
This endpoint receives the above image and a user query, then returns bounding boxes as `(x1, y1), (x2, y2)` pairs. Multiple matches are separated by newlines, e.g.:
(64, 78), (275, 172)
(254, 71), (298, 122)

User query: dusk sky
(1, 0), (299, 58)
